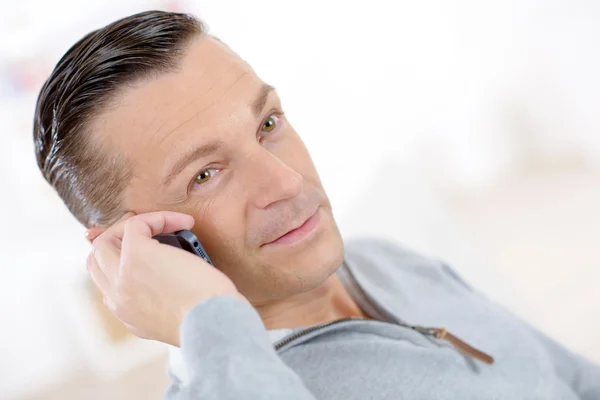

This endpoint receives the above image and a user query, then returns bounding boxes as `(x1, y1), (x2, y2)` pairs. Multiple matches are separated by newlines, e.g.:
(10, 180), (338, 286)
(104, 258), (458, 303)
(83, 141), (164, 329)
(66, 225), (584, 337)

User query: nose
(246, 148), (303, 209)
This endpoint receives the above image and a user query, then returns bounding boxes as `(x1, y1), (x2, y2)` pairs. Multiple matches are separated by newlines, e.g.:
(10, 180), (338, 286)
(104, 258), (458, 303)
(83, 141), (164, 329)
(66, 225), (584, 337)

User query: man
(33, 10), (599, 400)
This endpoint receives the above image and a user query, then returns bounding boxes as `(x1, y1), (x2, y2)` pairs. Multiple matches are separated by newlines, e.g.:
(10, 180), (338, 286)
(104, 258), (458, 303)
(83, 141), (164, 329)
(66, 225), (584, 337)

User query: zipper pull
(413, 326), (495, 365)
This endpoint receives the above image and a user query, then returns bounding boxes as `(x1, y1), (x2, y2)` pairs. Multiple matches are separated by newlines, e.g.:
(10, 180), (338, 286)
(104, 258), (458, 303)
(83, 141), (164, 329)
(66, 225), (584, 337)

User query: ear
(85, 227), (105, 243)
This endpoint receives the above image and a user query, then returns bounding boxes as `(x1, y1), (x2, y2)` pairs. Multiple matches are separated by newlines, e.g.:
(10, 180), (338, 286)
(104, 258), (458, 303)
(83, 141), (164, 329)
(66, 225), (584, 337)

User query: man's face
(90, 36), (344, 303)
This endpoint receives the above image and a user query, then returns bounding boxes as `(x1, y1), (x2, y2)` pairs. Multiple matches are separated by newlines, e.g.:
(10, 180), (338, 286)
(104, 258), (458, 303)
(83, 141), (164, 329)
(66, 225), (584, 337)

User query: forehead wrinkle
(141, 39), (211, 135)
(143, 56), (219, 138)
(150, 61), (240, 143)
(157, 70), (252, 146)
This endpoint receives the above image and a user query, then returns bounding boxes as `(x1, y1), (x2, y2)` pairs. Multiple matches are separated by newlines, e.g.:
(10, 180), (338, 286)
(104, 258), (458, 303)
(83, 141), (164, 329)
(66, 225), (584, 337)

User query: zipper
(274, 317), (362, 351)
(273, 263), (495, 365)
(411, 326), (494, 364)
(340, 262), (495, 365)
(274, 318), (493, 364)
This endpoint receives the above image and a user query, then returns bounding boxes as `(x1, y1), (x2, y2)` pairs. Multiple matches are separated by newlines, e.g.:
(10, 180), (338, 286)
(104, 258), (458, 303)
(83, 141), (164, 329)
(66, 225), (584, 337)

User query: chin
(270, 210), (345, 292)
(238, 209), (345, 301)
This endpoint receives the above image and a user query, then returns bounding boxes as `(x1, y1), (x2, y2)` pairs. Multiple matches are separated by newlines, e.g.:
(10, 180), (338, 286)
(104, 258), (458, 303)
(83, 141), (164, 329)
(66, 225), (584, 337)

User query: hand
(86, 211), (246, 346)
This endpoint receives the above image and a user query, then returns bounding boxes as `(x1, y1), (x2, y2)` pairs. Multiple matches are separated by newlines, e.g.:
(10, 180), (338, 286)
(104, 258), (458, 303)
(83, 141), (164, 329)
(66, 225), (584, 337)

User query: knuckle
(114, 277), (129, 295)
(92, 236), (110, 253)
(118, 261), (135, 281)
(123, 218), (135, 229)
(128, 326), (145, 339)
(85, 253), (94, 270)
(102, 296), (116, 313)
(91, 237), (103, 251)
(126, 215), (143, 228)
(108, 296), (129, 319)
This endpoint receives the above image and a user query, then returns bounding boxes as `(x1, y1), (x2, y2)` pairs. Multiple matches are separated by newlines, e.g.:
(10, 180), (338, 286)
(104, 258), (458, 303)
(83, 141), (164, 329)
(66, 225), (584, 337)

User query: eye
(260, 113), (280, 135)
(194, 168), (220, 185)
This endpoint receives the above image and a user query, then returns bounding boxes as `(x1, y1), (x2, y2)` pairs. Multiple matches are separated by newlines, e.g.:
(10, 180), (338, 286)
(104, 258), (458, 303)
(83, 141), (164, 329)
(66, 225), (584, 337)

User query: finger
(92, 212), (193, 282)
(122, 321), (144, 339)
(107, 211), (137, 248)
(121, 212), (197, 253)
(103, 295), (117, 314)
(86, 252), (110, 294)
(86, 212), (136, 241)
(121, 214), (190, 254)
(92, 236), (122, 282)
(100, 211), (194, 245)
(88, 211), (137, 247)
(118, 211), (137, 222)
(133, 211), (195, 236)
(85, 227), (103, 242)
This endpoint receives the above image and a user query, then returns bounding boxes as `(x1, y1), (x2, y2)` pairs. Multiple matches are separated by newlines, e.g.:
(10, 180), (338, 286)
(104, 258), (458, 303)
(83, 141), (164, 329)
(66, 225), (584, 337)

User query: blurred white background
(1, 0), (599, 398)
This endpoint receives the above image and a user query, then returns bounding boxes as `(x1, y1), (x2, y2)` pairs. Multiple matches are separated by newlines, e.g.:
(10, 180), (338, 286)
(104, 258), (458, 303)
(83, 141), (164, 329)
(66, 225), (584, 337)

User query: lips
(262, 208), (319, 246)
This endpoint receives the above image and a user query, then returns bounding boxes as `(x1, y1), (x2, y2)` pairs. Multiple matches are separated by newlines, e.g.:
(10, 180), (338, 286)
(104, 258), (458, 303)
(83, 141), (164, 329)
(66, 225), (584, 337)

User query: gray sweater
(165, 238), (600, 399)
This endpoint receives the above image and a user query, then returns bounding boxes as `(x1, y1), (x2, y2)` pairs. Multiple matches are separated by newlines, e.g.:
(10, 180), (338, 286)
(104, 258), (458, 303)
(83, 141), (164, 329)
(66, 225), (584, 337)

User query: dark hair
(33, 10), (204, 227)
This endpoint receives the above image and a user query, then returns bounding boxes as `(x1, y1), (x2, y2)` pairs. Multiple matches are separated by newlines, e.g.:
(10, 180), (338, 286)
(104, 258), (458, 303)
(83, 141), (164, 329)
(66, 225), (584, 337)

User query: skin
(86, 35), (368, 336)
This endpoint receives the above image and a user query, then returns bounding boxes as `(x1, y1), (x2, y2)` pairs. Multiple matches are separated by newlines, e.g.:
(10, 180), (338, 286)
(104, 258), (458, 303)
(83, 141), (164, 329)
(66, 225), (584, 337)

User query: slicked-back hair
(33, 10), (204, 227)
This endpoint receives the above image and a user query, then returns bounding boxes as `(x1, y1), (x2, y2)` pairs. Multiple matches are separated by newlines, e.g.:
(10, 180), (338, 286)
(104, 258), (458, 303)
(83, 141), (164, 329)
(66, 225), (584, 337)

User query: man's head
(34, 10), (344, 303)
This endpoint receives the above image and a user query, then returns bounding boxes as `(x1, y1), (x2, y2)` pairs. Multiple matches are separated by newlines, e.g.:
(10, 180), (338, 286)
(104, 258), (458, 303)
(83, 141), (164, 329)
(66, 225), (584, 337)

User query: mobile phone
(153, 230), (214, 266)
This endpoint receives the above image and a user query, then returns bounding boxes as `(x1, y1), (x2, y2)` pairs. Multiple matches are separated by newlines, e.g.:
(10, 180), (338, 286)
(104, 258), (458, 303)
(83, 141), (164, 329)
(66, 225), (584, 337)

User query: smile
(262, 208), (321, 247)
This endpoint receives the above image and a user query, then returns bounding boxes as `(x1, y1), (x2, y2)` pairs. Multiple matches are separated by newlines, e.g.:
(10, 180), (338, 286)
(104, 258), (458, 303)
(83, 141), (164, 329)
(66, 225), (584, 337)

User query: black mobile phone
(153, 230), (214, 266)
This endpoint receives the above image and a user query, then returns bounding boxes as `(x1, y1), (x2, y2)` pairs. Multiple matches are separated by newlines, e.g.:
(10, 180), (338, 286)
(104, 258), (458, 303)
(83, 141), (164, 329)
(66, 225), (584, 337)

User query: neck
(255, 273), (369, 330)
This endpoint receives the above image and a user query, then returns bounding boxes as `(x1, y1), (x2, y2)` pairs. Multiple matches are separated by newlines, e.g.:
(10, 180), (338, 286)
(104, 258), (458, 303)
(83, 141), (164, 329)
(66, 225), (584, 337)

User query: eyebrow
(160, 83), (276, 188)
(252, 83), (276, 118)
(161, 140), (224, 188)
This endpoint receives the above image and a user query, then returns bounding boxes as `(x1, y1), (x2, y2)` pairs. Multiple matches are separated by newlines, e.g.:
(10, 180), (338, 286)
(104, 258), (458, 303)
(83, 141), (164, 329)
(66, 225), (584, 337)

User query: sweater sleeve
(164, 296), (318, 400)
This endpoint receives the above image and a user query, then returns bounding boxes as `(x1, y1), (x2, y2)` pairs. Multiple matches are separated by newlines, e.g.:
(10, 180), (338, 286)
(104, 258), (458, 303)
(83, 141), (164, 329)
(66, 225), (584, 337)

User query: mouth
(262, 208), (321, 247)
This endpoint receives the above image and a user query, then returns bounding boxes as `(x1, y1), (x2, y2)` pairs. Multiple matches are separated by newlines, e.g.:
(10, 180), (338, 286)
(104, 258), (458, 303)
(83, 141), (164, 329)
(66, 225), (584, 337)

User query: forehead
(91, 36), (263, 165)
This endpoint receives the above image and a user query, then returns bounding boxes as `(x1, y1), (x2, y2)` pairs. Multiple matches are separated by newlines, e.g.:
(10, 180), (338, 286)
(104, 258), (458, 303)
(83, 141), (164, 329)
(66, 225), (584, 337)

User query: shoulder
(343, 236), (473, 291)
(345, 237), (426, 262)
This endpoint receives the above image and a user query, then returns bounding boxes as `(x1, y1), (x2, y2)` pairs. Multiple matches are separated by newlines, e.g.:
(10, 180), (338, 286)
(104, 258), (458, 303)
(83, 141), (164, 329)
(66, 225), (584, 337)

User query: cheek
(186, 192), (247, 262)
(274, 131), (321, 181)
